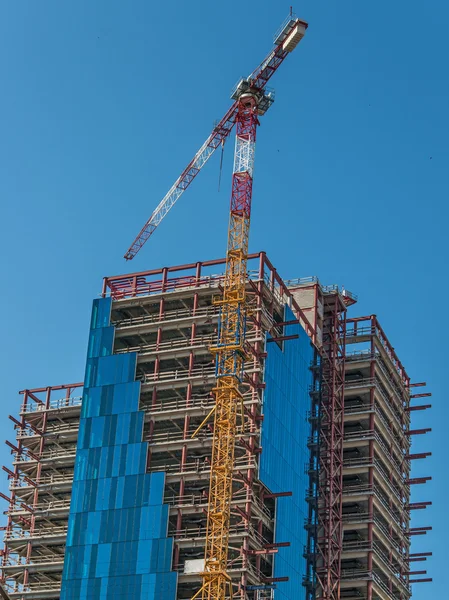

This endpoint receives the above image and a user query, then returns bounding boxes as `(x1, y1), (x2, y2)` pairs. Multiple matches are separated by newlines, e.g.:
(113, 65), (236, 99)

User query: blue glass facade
(260, 306), (313, 600)
(60, 298), (177, 600)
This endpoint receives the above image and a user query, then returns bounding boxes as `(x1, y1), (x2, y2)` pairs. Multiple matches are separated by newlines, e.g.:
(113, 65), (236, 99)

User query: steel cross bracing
(316, 295), (346, 600)
(195, 96), (258, 600)
(124, 16), (307, 261)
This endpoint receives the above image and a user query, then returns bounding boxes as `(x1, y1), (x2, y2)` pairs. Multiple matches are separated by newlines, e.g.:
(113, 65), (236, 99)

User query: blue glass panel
(81, 386), (102, 418)
(95, 354), (137, 387)
(95, 543), (112, 578)
(87, 327), (114, 359)
(260, 306), (313, 600)
(61, 298), (177, 600)
(90, 298), (112, 330)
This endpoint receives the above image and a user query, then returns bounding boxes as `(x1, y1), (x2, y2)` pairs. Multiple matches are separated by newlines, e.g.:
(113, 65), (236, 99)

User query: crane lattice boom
(124, 15), (308, 261)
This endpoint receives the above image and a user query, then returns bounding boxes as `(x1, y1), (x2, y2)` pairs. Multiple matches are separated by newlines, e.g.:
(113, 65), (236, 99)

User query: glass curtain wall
(260, 306), (313, 600)
(60, 298), (177, 600)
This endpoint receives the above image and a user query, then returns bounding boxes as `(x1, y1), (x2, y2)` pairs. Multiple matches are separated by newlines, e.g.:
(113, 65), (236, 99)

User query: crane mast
(199, 93), (259, 600)
(122, 13), (308, 600)
(195, 17), (308, 600)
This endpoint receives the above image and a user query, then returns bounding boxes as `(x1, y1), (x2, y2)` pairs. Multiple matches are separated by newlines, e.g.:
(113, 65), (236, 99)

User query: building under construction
(0, 252), (432, 600)
(0, 11), (432, 600)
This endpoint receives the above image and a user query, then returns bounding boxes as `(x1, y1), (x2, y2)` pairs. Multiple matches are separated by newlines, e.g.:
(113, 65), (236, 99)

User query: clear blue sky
(0, 1), (447, 596)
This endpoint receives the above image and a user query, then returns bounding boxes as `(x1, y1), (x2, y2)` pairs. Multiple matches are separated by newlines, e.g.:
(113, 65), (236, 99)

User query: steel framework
(316, 293), (346, 600)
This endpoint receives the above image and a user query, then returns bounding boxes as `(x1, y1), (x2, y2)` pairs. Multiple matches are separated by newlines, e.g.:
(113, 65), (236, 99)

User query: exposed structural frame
(1, 252), (319, 600)
(315, 294), (347, 600)
(1, 257), (434, 599)
(1, 383), (83, 597)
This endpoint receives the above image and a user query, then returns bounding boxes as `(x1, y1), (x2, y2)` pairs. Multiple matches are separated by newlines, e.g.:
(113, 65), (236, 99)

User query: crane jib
(123, 18), (307, 261)
(122, 11), (308, 600)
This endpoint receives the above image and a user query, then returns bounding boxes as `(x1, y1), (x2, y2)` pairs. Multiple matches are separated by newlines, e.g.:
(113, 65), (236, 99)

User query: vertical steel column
(367, 334), (375, 600)
(316, 293), (346, 600)
(305, 347), (320, 600)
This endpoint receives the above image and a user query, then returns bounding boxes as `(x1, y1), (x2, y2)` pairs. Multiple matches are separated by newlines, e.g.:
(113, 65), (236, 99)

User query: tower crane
(124, 12), (308, 600)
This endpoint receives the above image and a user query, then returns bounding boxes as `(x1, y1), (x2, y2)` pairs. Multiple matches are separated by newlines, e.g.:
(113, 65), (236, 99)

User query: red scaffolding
(315, 292), (347, 600)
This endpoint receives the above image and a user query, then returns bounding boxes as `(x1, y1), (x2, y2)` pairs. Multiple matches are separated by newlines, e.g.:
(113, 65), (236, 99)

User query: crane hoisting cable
(218, 138), (225, 193)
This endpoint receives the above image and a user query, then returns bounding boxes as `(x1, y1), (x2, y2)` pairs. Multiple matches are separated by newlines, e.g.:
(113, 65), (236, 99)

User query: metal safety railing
(150, 454), (257, 478)
(346, 349), (410, 408)
(4, 581), (62, 594)
(140, 364), (216, 385)
(165, 488), (271, 522)
(114, 304), (220, 330)
(4, 525), (68, 541)
(344, 375), (406, 433)
(20, 395), (82, 415)
(14, 446), (77, 463)
(7, 498), (71, 515)
(15, 421), (79, 439)
(346, 324), (409, 386)
(174, 522), (269, 547)
(117, 334), (217, 356)
(3, 554), (65, 567)
(9, 471), (74, 490)
(140, 389), (258, 416)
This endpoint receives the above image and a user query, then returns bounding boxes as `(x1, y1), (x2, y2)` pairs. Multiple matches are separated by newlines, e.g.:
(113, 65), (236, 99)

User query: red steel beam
(102, 252), (317, 342)
(346, 315), (409, 382)
(406, 428), (431, 436)
(409, 557), (427, 563)
(406, 452), (431, 460)
(8, 416), (22, 429)
(4, 441), (19, 454)
(408, 527), (432, 536)
(267, 334), (299, 343)
(263, 492), (292, 499)
(405, 404), (431, 412)
(274, 320), (300, 327)
(19, 382), (83, 395)
(408, 502), (432, 510)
